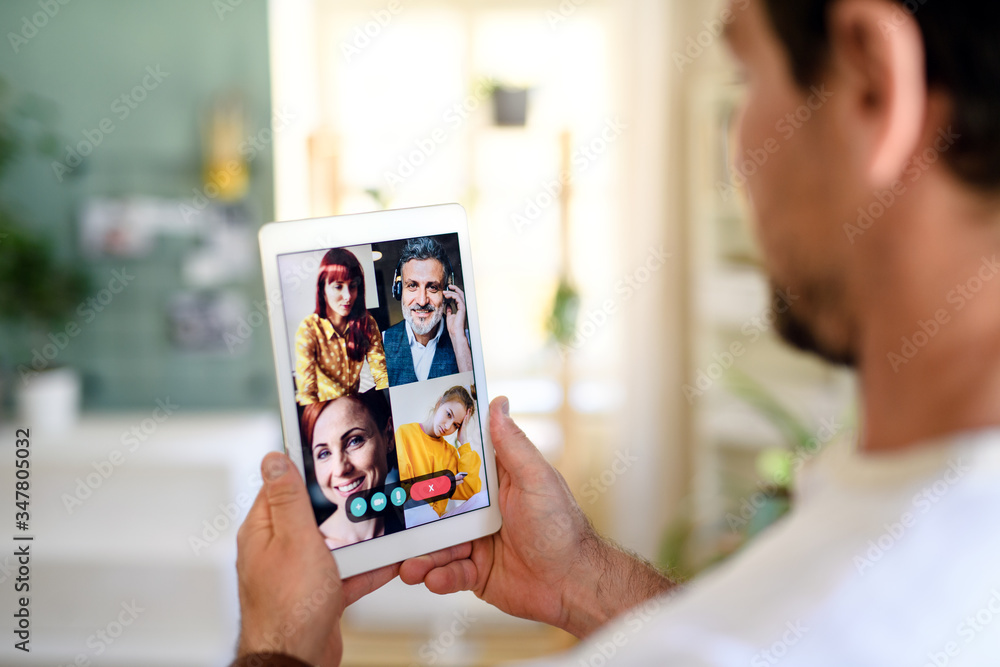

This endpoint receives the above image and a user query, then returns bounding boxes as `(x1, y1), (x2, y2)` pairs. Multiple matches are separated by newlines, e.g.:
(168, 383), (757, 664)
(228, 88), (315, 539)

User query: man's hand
(443, 283), (467, 337)
(399, 398), (675, 639)
(235, 453), (398, 666)
(444, 284), (473, 373)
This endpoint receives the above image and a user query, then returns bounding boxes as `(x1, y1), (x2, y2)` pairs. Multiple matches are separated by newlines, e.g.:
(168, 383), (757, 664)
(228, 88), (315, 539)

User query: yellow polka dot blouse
(294, 313), (389, 404)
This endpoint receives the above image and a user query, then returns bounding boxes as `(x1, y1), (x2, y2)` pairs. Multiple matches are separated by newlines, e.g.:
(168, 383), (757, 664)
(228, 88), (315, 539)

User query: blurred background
(0, 0), (857, 665)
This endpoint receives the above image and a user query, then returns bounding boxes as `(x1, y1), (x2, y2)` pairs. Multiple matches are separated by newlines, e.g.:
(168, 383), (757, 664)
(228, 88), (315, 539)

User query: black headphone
(392, 255), (455, 301)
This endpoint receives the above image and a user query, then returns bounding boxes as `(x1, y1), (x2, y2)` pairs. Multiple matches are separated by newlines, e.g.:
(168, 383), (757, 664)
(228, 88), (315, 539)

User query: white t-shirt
(524, 427), (1000, 666)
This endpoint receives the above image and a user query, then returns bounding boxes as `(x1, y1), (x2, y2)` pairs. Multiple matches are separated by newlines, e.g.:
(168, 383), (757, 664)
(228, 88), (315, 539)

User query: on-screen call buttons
(402, 470), (457, 505)
(349, 496), (367, 518)
(345, 484), (407, 523)
(410, 475), (453, 502)
(345, 470), (457, 522)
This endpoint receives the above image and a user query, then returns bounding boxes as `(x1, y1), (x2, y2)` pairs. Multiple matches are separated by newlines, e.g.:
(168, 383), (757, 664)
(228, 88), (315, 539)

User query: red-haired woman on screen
(302, 391), (402, 549)
(295, 248), (388, 405)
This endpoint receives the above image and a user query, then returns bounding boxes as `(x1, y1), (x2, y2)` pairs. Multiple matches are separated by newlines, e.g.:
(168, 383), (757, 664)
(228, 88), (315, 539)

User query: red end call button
(410, 475), (452, 502)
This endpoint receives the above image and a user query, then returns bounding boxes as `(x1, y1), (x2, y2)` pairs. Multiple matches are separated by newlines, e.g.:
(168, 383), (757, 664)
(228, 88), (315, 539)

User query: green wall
(0, 0), (277, 410)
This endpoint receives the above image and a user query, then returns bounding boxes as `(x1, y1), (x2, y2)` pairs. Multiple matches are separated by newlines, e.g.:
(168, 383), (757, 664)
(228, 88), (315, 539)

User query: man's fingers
(236, 483), (272, 553)
(343, 563), (400, 607)
(489, 397), (544, 478)
(423, 559), (480, 596)
(399, 543), (473, 585)
(260, 453), (316, 539)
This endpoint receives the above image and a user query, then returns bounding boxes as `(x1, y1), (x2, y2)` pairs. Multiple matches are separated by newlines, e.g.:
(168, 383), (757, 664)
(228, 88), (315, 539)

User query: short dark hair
(398, 237), (452, 280)
(762, 0), (1000, 191)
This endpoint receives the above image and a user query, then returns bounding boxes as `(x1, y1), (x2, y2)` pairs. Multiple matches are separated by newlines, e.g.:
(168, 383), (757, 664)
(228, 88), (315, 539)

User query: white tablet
(258, 204), (501, 578)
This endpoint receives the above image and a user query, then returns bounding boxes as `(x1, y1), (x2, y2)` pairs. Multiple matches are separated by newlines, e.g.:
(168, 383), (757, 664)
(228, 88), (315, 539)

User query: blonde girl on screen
(394, 385), (482, 517)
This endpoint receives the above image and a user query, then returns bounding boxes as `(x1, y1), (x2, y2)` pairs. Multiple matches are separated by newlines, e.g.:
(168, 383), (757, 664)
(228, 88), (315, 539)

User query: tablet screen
(275, 233), (490, 551)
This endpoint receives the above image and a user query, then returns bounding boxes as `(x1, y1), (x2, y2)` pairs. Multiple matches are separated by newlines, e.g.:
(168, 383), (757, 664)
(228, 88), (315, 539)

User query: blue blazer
(383, 321), (458, 386)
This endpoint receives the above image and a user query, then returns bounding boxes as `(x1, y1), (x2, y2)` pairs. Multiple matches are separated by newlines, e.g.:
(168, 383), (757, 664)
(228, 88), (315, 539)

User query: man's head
(725, 0), (1000, 368)
(762, 0), (1000, 190)
(396, 237), (453, 336)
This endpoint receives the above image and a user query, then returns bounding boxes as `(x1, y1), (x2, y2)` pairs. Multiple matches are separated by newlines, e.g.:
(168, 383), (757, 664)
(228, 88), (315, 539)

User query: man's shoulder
(383, 320), (407, 344)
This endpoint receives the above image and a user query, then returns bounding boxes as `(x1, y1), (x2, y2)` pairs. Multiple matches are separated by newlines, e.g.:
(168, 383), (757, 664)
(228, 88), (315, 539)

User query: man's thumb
(489, 397), (543, 475)
(261, 453), (315, 537)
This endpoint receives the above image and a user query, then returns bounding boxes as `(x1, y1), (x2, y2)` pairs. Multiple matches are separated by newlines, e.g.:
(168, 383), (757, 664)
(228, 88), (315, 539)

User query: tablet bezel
(258, 203), (501, 578)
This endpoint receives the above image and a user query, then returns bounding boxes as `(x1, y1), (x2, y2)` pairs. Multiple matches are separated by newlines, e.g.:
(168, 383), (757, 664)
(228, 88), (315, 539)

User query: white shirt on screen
(521, 427), (1000, 666)
(404, 319), (444, 383)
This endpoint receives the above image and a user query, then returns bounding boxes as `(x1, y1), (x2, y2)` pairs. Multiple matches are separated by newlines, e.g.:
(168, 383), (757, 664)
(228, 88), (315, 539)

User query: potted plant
(486, 80), (531, 127)
(0, 77), (89, 430)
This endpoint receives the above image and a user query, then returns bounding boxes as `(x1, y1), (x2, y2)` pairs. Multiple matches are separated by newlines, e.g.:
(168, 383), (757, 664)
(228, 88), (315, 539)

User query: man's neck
(856, 190), (1000, 452)
(861, 325), (1000, 453)
(411, 320), (441, 347)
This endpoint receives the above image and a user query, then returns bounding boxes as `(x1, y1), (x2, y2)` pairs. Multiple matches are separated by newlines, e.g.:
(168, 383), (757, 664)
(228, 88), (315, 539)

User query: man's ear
(828, 0), (926, 188)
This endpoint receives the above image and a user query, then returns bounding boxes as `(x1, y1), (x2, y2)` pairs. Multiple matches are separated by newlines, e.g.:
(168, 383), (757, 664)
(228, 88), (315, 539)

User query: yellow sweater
(395, 422), (482, 517)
